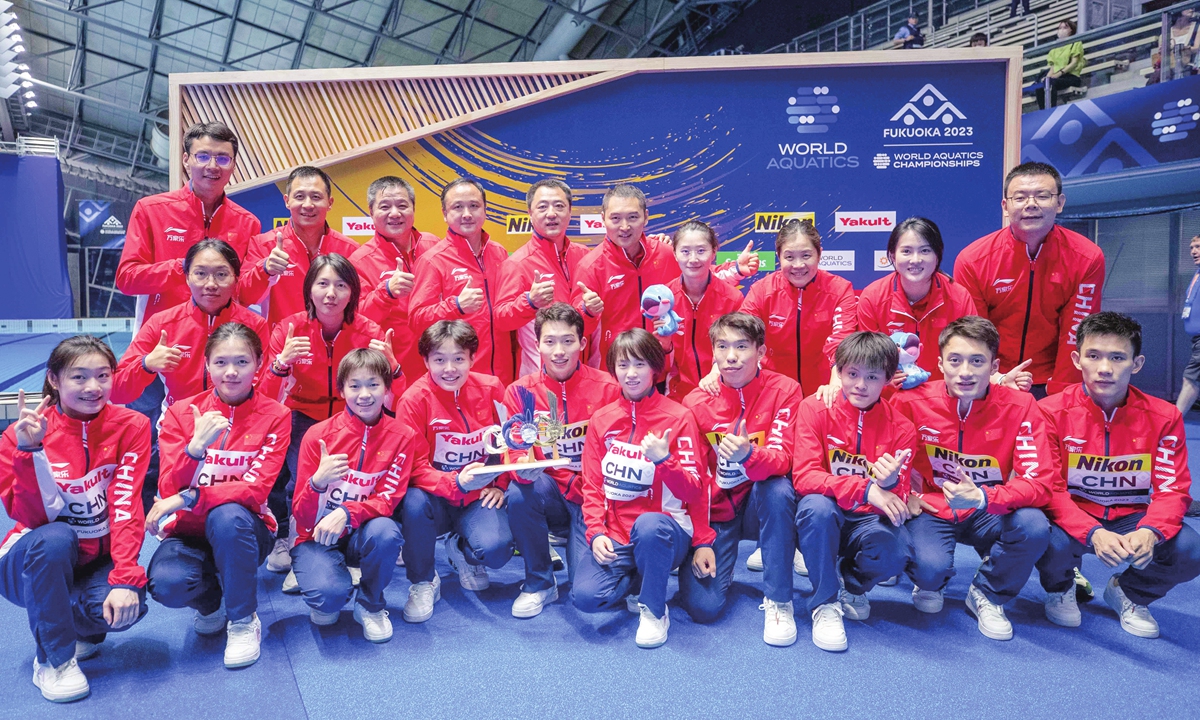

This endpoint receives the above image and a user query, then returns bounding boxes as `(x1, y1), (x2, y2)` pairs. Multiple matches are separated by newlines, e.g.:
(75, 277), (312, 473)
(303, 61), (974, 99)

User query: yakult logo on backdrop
(342, 217), (376, 236)
(835, 211), (895, 232)
(579, 214), (605, 235)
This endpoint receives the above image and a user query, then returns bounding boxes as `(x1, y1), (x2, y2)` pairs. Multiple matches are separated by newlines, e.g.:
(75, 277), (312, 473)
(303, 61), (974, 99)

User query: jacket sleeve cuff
(525, 292), (537, 310)
(1137, 523), (1167, 543)
(454, 296), (464, 314)
(1084, 524), (1104, 546)
(140, 356), (155, 374)
(652, 453), (671, 466)
(977, 487), (989, 511)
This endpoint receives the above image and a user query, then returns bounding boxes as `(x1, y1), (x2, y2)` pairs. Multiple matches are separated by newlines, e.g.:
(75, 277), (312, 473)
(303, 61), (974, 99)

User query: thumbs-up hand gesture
(869, 448), (911, 490)
(311, 439), (350, 490)
(276, 323), (312, 369)
(264, 231), (290, 277)
(640, 428), (672, 464)
(577, 281), (603, 316)
(457, 276), (485, 315)
(717, 421), (753, 464)
(13, 389), (50, 449)
(998, 359), (1034, 392)
(942, 465), (985, 510)
(187, 404), (231, 457)
(369, 329), (399, 370)
(528, 276), (556, 309)
(144, 330), (184, 374)
(388, 257), (414, 297)
(736, 240), (760, 277)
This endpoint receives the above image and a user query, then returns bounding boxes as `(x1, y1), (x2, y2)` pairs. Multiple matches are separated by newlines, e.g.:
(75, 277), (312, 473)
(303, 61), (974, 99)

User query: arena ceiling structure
(4, 0), (756, 193)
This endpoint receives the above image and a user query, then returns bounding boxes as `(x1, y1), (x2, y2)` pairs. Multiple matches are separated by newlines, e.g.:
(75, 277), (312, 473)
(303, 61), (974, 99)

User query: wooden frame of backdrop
(168, 48), (1023, 193)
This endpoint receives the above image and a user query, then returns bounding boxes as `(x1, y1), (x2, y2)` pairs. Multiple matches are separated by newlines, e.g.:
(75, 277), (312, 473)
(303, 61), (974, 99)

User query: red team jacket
(571, 236), (680, 369)
(157, 389), (291, 537)
(792, 394), (917, 515)
(683, 370), (800, 522)
(667, 272), (746, 399)
(953, 225), (1105, 393)
(352, 229), (441, 381)
(495, 233), (591, 379)
(262, 311), (403, 420)
(856, 272), (978, 383)
(290, 411), (417, 546)
(238, 223), (361, 327)
(579, 391), (713, 547)
(502, 364), (621, 505)
(893, 381), (1053, 523)
(740, 269), (857, 397)
(0, 405), (150, 588)
(409, 230), (515, 384)
(111, 300), (268, 407)
(395, 372), (507, 507)
(1039, 384), (1192, 543)
(116, 185), (260, 327)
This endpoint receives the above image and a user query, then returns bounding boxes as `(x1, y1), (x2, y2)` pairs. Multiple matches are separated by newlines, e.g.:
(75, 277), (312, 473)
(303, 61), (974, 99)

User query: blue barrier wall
(0, 155), (72, 319)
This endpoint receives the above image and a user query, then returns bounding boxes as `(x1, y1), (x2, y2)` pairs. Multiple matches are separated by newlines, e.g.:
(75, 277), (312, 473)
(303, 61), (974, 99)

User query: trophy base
(461, 457), (571, 481)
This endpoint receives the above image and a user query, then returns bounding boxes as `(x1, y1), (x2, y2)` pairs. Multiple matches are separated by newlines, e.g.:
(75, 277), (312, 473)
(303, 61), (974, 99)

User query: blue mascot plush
(890, 331), (930, 390)
(641, 284), (682, 337)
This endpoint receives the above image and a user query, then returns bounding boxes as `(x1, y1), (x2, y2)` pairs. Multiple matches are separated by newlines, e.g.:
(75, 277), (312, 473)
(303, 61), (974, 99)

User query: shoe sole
(354, 612), (393, 643)
(841, 604), (870, 621)
(36, 684), (90, 703)
(224, 651), (261, 669)
(1103, 585), (1160, 639)
(310, 613), (340, 627)
(812, 635), (848, 652)
(966, 594), (1013, 641)
(403, 585), (442, 623)
(512, 588), (557, 618)
(194, 622), (227, 637)
(1044, 607), (1081, 628)
(265, 559), (291, 573)
(764, 630), (798, 647)
(636, 635), (668, 649)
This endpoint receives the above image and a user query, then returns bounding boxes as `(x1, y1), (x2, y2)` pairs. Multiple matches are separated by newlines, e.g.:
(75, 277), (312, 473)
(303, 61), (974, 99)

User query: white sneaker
(1103, 576), (1160, 638)
(395, 552), (406, 567)
(810, 602), (848, 652)
(266, 539), (292, 573)
(793, 549), (808, 576)
(912, 587), (944, 614)
(74, 640), (100, 661)
(194, 601), (227, 636)
(281, 570), (300, 594)
(1044, 588), (1081, 627)
(309, 608), (339, 626)
(445, 535), (490, 591)
(353, 603), (393, 643)
(839, 588), (871, 621)
(512, 584), (559, 619)
(878, 575), (899, 586)
(403, 572), (441, 623)
(348, 566), (362, 587)
(549, 544), (564, 572)
(966, 584), (1013, 641)
(635, 604), (670, 648)
(760, 598), (797, 647)
(224, 613), (262, 668)
(746, 548), (764, 572)
(32, 657), (89, 703)
(625, 594), (641, 613)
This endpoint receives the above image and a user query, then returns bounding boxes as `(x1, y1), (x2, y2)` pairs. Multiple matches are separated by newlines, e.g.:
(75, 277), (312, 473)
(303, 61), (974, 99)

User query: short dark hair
(601, 184), (647, 214)
(1076, 311), (1142, 357)
(183, 121), (239, 157)
(303, 253), (360, 326)
(1004, 161), (1063, 196)
(970, 32), (989, 45)
(534, 302), (584, 341)
(606, 329), (666, 377)
(185, 238), (242, 277)
(938, 315), (1000, 359)
(835, 331), (900, 377)
(673, 220), (719, 252)
(441, 177), (487, 210)
(419, 320), (479, 358)
(337, 348), (392, 391)
(776, 218), (822, 255)
(887, 217), (944, 272)
(368, 176), (415, 208)
(709, 312), (765, 348)
(526, 178), (572, 209)
(43, 335), (117, 405)
(285, 165), (332, 196)
(205, 321), (263, 360)
(1059, 19), (1077, 35)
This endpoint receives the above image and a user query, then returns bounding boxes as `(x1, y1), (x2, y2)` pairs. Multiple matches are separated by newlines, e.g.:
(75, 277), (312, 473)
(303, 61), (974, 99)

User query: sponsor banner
(342, 216), (376, 236)
(835, 211), (895, 233)
(874, 250), (894, 271)
(579, 214), (605, 235)
(506, 215), (532, 234)
(753, 211), (815, 234)
(818, 250), (855, 271)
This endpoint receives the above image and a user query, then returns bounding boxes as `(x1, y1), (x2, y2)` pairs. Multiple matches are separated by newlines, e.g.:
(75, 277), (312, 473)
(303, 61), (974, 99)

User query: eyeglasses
(188, 268), (233, 284)
(1006, 192), (1060, 206)
(191, 151), (233, 168)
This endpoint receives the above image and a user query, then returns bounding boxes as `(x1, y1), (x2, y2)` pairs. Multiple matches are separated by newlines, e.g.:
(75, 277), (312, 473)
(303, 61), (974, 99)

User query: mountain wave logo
(890, 84), (966, 126)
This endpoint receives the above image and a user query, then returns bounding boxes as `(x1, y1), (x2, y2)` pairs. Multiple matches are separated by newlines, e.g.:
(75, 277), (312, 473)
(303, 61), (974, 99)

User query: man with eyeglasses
(954, 161), (1105, 397)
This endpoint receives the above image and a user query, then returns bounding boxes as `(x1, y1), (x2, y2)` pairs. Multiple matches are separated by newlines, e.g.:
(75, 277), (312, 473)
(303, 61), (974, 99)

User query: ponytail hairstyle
(43, 335), (117, 405)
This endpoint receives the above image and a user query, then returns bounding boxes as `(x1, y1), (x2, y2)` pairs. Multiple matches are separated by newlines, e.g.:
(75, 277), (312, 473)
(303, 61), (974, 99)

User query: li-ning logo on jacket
(430, 418), (452, 426)
(1063, 436), (1086, 453)
(607, 274), (625, 289)
(918, 425), (941, 443)
(993, 278), (1016, 293)
(165, 226), (187, 243)
(768, 314), (787, 329)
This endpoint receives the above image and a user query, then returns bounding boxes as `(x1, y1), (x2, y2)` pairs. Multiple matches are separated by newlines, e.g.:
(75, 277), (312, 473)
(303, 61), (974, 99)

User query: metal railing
(0, 135), (60, 158)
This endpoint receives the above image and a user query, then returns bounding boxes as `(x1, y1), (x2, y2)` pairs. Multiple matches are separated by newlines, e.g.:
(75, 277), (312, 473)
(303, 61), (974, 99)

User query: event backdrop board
(190, 53), (1019, 289)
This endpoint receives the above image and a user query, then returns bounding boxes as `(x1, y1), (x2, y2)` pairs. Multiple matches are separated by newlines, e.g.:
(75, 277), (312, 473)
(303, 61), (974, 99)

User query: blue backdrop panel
(1021, 74), (1200, 178)
(0, 155), (72, 319)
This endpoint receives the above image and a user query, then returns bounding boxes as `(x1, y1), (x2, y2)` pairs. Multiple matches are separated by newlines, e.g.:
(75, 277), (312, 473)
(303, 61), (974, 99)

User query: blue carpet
(0, 428), (1197, 717)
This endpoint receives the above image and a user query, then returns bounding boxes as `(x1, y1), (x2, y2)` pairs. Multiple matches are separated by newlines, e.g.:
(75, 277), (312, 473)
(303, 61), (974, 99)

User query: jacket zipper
(218, 404), (234, 450)
(326, 339), (335, 418)
(82, 420), (91, 471)
(794, 287), (803, 388)
(454, 391), (472, 430)
(1102, 413), (1112, 520)
(1018, 258), (1035, 362)
(203, 314), (215, 391)
(856, 409), (864, 455)
(357, 425), (369, 471)
(952, 401), (970, 523)
(689, 293), (703, 384)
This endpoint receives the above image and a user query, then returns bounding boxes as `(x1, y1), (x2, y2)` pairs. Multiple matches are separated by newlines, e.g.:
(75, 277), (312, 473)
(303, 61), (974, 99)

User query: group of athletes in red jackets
(1, 120), (1197, 704)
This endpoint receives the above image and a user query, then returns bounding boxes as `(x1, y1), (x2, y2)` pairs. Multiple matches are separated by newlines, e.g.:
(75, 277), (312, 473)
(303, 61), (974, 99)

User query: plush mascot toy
(890, 331), (930, 390)
(641, 284), (681, 337)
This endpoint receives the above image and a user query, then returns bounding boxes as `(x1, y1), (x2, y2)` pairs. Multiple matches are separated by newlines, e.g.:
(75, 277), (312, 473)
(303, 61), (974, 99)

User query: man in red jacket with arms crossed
(1035, 312), (1200, 637)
